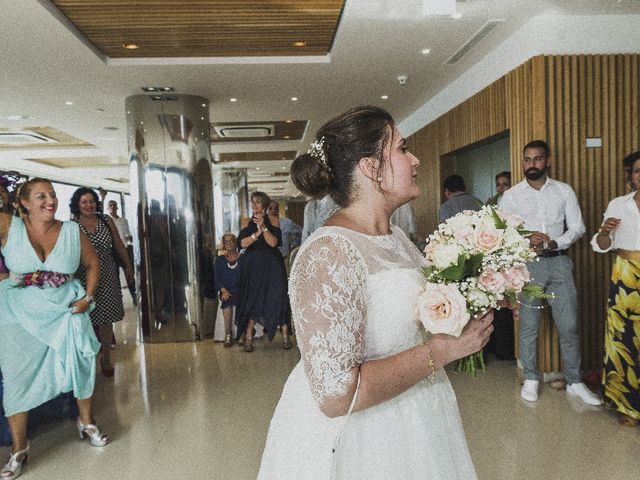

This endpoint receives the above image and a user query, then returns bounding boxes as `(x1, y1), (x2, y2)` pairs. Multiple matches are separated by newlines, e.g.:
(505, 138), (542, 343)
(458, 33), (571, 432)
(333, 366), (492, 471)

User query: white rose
(417, 282), (470, 337)
(432, 243), (464, 269)
(466, 288), (491, 309)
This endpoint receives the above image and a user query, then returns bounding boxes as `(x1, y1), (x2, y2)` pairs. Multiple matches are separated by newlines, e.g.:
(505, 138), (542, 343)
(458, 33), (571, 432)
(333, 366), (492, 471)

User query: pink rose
(417, 283), (470, 337)
(478, 267), (506, 295)
(472, 224), (503, 253)
(501, 265), (530, 291)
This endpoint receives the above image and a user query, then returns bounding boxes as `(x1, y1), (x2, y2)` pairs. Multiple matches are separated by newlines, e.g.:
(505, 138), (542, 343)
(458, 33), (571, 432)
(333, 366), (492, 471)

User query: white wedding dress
(258, 226), (476, 480)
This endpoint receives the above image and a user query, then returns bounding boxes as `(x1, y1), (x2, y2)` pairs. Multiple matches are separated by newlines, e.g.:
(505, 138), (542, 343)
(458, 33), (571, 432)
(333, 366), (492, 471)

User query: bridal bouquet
(417, 205), (548, 376)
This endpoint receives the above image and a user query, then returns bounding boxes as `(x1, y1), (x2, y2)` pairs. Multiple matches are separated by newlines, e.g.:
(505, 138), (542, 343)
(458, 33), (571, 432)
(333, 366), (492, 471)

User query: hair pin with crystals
(307, 137), (329, 169)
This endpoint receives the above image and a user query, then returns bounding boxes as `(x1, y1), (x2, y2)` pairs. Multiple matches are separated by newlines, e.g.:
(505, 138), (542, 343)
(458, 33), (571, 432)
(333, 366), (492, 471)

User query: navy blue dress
(214, 253), (243, 308)
(236, 217), (290, 340)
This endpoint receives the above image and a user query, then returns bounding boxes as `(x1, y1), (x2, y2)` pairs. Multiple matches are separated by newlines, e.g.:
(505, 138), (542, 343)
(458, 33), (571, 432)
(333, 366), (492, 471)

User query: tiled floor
(2, 299), (637, 479)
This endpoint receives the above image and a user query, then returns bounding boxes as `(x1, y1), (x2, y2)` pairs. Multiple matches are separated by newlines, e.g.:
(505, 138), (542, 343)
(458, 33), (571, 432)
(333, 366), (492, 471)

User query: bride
(258, 106), (493, 479)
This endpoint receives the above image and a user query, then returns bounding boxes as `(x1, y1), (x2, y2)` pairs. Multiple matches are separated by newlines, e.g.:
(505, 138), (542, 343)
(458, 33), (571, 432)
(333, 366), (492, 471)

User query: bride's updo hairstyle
(291, 106), (394, 207)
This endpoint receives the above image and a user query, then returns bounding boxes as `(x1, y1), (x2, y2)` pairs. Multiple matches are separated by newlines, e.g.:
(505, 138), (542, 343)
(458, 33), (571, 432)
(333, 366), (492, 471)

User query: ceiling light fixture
(123, 42), (139, 49)
(65, 101), (73, 105)
(381, 95), (389, 100)
(230, 98), (237, 102)
(291, 97), (298, 102)
(285, 119), (293, 123)
(283, 135), (290, 139)
(421, 48), (431, 55)
(293, 40), (306, 47)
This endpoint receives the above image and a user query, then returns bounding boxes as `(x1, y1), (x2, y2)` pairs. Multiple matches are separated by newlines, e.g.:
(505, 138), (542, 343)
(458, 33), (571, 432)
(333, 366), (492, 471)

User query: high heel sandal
(618, 413), (639, 427)
(1, 442), (29, 480)
(223, 334), (233, 348)
(282, 334), (292, 350)
(77, 419), (109, 447)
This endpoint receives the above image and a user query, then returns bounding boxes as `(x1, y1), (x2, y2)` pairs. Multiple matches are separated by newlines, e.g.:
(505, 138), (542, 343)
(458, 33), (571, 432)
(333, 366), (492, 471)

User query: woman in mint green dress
(0, 178), (109, 480)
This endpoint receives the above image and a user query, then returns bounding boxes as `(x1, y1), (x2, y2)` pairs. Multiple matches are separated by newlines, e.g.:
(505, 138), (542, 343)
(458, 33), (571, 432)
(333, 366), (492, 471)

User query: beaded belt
(10, 271), (73, 288)
(616, 249), (640, 262)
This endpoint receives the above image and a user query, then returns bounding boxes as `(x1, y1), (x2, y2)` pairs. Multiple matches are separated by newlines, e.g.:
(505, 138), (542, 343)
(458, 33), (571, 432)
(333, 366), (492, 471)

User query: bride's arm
(293, 234), (493, 419)
(348, 315), (492, 416)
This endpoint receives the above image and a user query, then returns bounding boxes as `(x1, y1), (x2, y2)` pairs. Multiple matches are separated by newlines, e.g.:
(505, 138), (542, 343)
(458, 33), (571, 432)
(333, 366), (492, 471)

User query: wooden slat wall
(409, 54), (640, 372)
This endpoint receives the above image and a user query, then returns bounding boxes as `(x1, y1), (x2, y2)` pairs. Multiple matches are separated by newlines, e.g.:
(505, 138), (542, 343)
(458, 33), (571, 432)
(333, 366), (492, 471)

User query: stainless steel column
(126, 94), (214, 342)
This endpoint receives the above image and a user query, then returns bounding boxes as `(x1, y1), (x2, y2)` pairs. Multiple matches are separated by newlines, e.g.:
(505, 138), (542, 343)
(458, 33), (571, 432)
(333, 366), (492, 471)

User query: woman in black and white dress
(70, 187), (133, 377)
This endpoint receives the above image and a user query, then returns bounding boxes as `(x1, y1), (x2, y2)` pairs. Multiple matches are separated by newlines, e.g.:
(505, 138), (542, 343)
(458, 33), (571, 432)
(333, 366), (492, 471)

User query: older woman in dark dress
(214, 233), (243, 347)
(236, 192), (291, 352)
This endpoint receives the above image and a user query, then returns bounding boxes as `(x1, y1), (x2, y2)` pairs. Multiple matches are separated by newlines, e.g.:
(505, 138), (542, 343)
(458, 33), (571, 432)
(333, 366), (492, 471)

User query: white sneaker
(521, 379), (539, 402)
(566, 382), (602, 406)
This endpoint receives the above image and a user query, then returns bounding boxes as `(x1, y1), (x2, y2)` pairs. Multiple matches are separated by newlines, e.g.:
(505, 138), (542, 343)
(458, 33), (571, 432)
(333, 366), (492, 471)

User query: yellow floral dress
(603, 255), (640, 420)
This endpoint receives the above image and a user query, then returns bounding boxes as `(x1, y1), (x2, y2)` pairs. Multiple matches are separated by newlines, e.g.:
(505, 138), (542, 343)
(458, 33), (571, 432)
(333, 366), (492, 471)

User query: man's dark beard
(525, 166), (547, 180)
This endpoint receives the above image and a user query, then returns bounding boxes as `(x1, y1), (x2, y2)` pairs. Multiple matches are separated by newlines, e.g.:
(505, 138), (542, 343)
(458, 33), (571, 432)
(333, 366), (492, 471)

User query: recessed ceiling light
(200, 117), (204, 120)
(202, 103), (206, 107)
(285, 119), (293, 123)
(123, 42), (139, 49)
(230, 98), (237, 102)
(381, 95), (389, 100)
(282, 166), (286, 170)
(65, 101), (73, 105)
(451, 12), (463, 19)
(256, 167), (260, 170)
(142, 87), (158, 92)
(283, 135), (290, 139)
(293, 40), (306, 47)
(421, 48), (431, 55)
(291, 97), (298, 102)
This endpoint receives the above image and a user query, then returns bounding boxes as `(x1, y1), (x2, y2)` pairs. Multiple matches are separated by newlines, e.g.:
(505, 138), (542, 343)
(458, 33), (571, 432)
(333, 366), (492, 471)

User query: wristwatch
(84, 295), (95, 304)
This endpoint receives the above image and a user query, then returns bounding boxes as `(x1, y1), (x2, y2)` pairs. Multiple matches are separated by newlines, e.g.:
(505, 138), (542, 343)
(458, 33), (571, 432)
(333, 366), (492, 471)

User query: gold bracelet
(425, 343), (436, 384)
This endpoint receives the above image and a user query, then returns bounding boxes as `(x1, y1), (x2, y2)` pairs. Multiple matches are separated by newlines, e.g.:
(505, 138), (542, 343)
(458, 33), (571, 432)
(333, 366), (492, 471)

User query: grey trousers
(518, 256), (582, 384)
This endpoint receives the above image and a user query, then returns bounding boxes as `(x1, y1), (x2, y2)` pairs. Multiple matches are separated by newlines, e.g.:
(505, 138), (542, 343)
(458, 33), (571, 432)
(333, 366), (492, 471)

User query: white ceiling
(1, 0), (640, 197)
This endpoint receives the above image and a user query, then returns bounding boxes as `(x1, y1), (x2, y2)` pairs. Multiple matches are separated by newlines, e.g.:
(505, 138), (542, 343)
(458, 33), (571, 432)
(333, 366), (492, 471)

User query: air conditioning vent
(213, 125), (275, 138)
(445, 19), (505, 65)
(0, 131), (58, 145)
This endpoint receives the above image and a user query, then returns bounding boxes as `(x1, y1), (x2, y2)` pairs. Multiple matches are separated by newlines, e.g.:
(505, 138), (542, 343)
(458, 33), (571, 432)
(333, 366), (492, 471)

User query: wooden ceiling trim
(51, 0), (345, 58)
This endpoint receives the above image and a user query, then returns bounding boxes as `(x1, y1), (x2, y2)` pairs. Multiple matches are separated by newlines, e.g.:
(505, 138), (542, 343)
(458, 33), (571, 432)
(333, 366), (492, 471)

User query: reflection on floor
(1, 298), (637, 480)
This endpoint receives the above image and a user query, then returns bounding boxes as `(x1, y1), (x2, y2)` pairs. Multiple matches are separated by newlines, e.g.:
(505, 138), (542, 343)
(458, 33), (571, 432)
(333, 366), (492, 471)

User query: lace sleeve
(290, 234), (368, 408)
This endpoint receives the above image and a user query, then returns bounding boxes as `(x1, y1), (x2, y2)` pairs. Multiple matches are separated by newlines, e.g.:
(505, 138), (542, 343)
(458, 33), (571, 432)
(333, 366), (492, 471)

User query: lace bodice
(290, 225), (426, 407)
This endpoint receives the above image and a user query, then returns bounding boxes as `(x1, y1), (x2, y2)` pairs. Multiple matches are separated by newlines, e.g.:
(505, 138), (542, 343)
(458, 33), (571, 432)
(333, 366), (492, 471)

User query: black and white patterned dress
(75, 217), (125, 326)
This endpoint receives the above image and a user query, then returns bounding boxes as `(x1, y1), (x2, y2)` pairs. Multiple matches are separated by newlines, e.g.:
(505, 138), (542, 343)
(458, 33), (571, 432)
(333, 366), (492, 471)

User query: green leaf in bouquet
(490, 206), (507, 230)
(421, 265), (438, 279)
(438, 255), (466, 281)
(463, 253), (484, 277)
(521, 282), (554, 299)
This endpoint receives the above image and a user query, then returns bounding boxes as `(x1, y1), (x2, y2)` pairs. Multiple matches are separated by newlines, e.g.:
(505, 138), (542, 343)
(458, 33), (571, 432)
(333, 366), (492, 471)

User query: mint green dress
(0, 217), (100, 417)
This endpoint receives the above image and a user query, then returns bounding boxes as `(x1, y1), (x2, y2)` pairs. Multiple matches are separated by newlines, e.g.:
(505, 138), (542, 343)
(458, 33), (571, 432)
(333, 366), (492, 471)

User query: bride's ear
(357, 157), (381, 182)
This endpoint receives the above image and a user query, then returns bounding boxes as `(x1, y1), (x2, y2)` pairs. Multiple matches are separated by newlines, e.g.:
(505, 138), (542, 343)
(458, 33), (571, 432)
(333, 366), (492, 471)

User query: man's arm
(554, 185), (586, 250)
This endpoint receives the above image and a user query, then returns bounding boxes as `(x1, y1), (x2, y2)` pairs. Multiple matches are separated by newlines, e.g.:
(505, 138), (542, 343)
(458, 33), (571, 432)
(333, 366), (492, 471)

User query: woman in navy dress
(214, 233), (243, 347)
(236, 192), (290, 352)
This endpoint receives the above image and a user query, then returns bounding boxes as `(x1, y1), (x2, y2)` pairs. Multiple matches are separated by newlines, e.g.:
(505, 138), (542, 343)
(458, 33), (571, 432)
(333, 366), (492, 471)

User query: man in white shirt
(499, 140), (601, 406)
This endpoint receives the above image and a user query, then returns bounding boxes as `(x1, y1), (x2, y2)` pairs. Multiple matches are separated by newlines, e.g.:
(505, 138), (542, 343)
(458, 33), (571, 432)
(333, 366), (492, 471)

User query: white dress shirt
(109, 214), (132, 245)
(591, 191), (640, 253)
(498, 177), (586, 250)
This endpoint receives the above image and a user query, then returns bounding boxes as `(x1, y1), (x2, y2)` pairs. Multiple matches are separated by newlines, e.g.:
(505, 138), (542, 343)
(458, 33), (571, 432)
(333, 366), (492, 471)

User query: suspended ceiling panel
(217, 151), (297, 162)
(211, 120), (307, 142)
(0, 127), (92, 149)
(50, 0), (346, 58)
